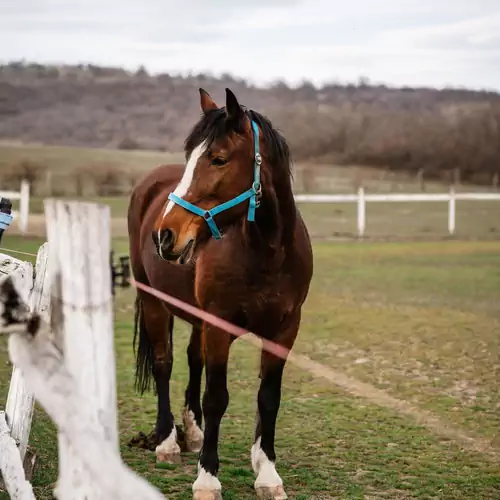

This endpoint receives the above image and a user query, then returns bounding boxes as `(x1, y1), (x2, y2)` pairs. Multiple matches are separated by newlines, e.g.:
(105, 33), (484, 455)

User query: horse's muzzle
(152, 229), (194, 264)
(152, 228), (175, 260)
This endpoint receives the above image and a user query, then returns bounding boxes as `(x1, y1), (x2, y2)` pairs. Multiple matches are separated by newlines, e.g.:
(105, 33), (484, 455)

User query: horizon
(1, 0), (499, 93)
(3, 59), (500, 95)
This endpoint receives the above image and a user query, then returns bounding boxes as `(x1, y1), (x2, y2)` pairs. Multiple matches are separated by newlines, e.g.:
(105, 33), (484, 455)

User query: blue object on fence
(0, 212), (13, 231)
(0, 197), (13, 245)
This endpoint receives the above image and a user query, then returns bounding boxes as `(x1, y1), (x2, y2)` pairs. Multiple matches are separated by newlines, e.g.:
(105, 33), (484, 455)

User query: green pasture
(1, 236), (499, 499)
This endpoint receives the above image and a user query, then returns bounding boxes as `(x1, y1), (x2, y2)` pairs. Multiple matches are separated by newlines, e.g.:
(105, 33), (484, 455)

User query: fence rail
(294, 187), (500, 237)
(0, 180), (30, 234)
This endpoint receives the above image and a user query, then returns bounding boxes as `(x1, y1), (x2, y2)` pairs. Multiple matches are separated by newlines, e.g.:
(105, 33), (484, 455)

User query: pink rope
(133, 278), (340, 385)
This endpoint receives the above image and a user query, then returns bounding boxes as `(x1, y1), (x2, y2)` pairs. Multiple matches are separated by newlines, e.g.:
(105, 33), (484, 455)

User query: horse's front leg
(183, 326), (205, 453)
(252, 314), (300, 500)
(192, 324), (233, 500)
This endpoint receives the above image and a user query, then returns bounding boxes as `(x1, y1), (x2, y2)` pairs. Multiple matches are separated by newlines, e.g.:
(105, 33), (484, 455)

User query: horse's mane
(185, 107), (292, 179)
(184, 106), (296, 252)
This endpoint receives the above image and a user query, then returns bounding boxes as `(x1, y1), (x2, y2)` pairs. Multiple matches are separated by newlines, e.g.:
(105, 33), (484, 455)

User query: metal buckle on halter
(255, 153), (262, 166)
(252, 181), (262, 208)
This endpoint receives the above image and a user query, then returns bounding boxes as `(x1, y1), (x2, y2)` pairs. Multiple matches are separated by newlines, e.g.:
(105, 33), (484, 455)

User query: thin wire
(0, 247), (38, 258)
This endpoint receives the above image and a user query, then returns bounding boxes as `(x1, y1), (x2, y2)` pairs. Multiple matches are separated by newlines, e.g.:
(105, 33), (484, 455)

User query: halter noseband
(168, 120), (262, 240)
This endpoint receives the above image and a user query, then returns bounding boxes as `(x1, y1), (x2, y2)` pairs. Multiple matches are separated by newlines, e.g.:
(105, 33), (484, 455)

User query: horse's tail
(133, 294), (154, 394)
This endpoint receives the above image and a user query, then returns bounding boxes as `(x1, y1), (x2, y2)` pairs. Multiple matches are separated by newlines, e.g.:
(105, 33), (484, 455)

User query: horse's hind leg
(135, 292), (181, 463)
(182, 326), (204, 453)
(251, 313), (300, 500)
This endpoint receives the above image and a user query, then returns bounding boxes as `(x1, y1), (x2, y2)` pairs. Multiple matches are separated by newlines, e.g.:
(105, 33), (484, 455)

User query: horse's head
(153, 88), (265, 263)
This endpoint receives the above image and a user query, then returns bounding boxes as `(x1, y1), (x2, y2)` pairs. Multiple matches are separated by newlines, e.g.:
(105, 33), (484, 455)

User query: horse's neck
(245, 178), (296, 266)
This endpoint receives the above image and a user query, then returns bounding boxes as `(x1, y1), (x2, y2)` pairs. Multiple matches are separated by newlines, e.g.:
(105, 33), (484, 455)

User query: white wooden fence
(294, 187), (500, 237)
(0, 180), (30, 234)
(0, 200), (165, 500)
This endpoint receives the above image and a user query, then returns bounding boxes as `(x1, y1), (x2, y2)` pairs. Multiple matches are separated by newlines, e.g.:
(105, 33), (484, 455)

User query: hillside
(1, 62), (500, 183)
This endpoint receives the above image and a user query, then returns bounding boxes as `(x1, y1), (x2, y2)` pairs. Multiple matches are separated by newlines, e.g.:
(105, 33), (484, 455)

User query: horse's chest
(243, 283), (293, 333)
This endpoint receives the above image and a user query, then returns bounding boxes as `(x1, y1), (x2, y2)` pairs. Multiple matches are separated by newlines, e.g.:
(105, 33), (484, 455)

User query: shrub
(0, 160), (47, 195)
(118, 137), (140, 150)
(74, 164), (129, 196)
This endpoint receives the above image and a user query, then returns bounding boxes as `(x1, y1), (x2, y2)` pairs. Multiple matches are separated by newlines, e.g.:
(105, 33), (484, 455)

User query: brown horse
(127, 88), (313, 500)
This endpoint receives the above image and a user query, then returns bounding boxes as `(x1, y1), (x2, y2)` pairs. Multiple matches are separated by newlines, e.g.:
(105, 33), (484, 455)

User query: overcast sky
(1, 0), (500, 90)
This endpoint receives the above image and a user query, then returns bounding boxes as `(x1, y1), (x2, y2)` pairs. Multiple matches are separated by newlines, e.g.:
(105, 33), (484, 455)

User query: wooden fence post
(448, 186), (456, 235)
(2, 253), (34, 465)
(357, 186), (366, 238)
(18, 180), (30, 234)
(44, 200), (118, 499)
(1, 243), (50, 494)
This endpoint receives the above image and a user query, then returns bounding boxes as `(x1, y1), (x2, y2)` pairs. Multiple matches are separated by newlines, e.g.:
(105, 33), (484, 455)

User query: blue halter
(168, 120), (262, 240)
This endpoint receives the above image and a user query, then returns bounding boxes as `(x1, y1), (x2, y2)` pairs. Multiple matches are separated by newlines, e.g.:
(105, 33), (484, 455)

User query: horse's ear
(225, 88), (248, 130)
(199, 88), (218, 114)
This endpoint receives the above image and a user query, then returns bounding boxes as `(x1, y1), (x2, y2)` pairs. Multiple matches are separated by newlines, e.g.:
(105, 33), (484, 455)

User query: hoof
(156, 450), (182, 464)
(186, 438), (204, 453)
(182, 407), (204, 453)
(193, 490), (222, 500)
(255, 485), (288, 500)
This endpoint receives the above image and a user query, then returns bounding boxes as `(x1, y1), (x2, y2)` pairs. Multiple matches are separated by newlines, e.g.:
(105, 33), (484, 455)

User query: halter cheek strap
(168, 119), (262, 240)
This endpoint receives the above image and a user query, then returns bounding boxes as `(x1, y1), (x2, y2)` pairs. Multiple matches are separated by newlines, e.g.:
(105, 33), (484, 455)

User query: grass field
(3, 141), (500, 197)
(0, 142), (184, 174)
(2, 141), (500, 241)
(1, 235), (499, 499)
(7, 194), (500, 242)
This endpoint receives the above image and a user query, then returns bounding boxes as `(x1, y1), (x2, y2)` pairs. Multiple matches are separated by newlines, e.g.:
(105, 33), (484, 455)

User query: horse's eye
(211, 157), (227, 167)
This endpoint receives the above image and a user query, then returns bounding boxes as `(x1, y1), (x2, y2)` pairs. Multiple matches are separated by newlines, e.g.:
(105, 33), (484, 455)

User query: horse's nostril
(161, 229), (174, 248)
(153, 228), (175, 253)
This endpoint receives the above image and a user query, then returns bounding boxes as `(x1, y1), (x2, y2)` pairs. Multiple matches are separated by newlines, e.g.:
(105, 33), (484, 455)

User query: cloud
(0, 0), (499, 90)
(381, 13), (500, 48)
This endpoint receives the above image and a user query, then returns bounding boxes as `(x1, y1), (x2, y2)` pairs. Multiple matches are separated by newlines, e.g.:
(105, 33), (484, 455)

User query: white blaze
(163, 141), (207, 217)
(157, 141), (207, 256)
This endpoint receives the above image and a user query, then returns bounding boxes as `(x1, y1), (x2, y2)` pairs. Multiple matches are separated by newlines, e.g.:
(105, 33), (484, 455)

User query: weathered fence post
(1, 254), (35, 462)
(1, 243), (50, 496)
(44, 200), (118, 499)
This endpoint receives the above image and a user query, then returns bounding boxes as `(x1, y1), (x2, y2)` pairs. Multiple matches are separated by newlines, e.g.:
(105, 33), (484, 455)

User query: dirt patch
(286, 347), (500, 464)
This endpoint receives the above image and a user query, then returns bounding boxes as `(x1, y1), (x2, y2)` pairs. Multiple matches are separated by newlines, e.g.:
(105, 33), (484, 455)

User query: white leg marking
(192, 462), (221, 492)
(163, 141), (207, 217)
(155, 426), (181, 460)
(251, 437), (283, 488)
(182, 406), (204, 452)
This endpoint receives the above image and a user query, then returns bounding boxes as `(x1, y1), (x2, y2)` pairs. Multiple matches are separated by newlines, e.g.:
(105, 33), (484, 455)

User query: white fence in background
(0, 180), (30, 234)
(294, 187), (500, 237)
(0, 200), (165, 500)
